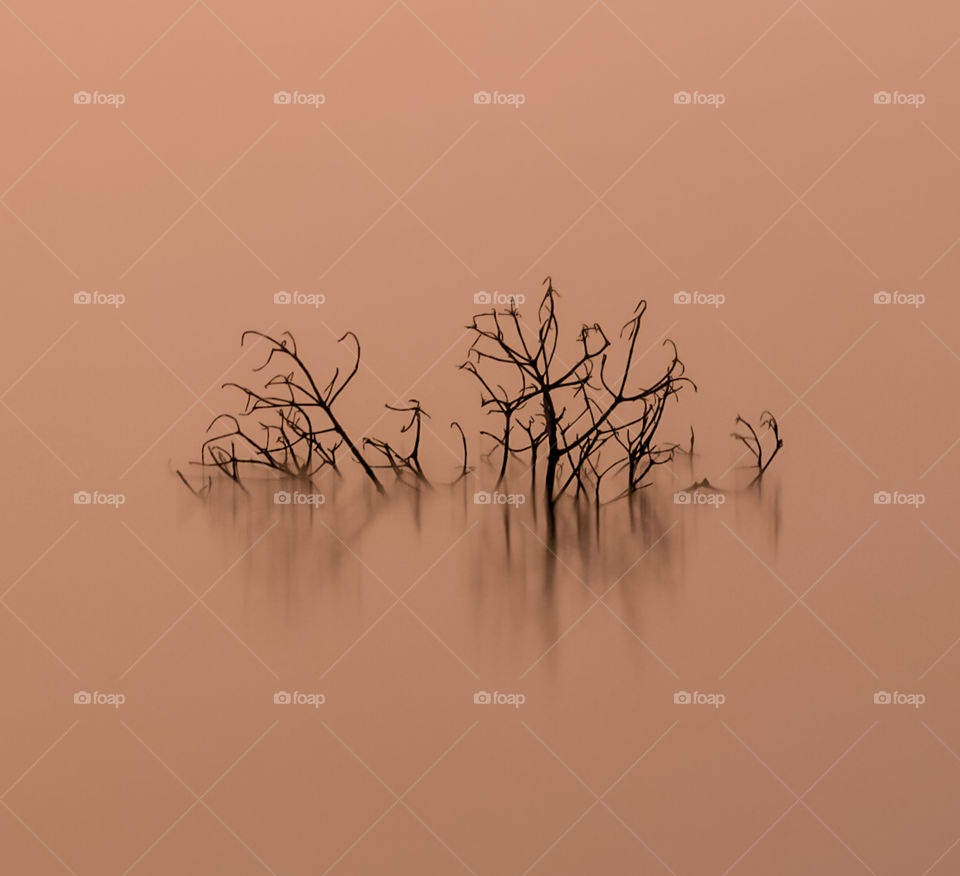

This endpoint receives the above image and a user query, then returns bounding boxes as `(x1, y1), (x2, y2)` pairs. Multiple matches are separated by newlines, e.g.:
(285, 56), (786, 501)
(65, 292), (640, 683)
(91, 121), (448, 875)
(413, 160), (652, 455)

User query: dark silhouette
(364, 400), (431, 487)
(461, 277), (694, 534)
(178, 278), (783, 516)
(178, 330), (383, 494)
(732, 411), (783, 481)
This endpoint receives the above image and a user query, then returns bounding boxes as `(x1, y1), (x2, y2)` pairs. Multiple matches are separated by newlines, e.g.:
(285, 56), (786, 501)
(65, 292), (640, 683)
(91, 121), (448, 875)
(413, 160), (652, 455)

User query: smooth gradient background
(2, 1), (960, 873)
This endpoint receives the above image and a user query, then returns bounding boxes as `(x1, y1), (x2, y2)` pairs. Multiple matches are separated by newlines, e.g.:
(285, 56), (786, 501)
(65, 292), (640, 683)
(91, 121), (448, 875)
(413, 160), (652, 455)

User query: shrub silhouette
(732, 411), (783, 483)
(179, 278), (783, 510)
(178, 330), (382, 494)
(461, 277), (695, 531)
(364, 400), (431, 486)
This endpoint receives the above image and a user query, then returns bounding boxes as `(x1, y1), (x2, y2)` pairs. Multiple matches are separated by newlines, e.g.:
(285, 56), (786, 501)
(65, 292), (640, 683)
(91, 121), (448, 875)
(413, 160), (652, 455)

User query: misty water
(8, 419), (954, 875)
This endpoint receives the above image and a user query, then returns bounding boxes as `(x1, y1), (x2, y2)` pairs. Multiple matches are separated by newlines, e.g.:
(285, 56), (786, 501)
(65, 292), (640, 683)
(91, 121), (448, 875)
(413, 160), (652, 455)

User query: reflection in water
(189, 463), (781, 663)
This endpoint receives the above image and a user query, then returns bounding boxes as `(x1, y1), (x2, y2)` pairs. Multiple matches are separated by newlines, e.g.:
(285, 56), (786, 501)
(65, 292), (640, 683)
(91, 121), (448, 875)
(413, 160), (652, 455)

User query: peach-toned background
(2, 1), (960, 873)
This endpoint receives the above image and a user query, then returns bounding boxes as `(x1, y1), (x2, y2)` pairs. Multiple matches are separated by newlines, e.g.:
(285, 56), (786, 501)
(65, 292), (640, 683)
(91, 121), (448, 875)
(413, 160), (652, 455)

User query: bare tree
(364, 400), (431, 486)
(462, 277), (695, 531)
(732, 411), (783, 482)
(178, 330), (383, 493)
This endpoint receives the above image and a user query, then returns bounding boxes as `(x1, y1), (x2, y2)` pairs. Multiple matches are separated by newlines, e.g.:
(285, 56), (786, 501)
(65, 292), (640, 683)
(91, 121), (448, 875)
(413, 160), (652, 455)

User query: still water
(3, 433), (958, 875)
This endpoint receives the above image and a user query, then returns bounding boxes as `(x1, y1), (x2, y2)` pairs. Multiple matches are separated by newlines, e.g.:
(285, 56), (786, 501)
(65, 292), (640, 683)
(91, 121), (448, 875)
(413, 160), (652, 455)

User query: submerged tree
(180, 278), (783, 509)
(364, 400), (431, 486)
(461, 277), (695, 530)
(732, 411), (783, 483)
(178, 330), (383, 494)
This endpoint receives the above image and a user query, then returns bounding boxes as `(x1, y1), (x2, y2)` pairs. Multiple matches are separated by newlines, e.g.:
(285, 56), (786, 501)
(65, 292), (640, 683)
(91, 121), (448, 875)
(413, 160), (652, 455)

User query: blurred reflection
(189, 461), (781, 663)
